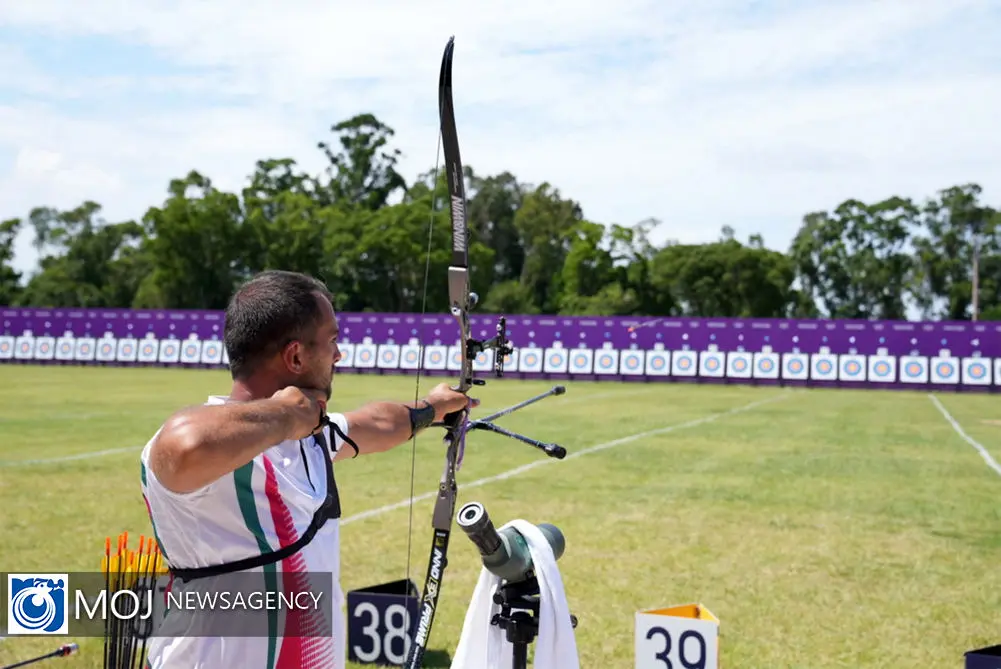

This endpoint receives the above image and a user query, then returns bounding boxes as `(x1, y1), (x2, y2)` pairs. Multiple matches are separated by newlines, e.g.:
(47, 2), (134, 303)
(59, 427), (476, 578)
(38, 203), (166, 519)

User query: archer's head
(223, 270), (341, 401)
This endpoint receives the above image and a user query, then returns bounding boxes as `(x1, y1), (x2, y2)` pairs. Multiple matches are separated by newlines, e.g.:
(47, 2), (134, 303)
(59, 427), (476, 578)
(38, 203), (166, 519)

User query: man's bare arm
(335, 384), (478, 461)
(150, 388), (326, 494)
(336, 400), (429, 460)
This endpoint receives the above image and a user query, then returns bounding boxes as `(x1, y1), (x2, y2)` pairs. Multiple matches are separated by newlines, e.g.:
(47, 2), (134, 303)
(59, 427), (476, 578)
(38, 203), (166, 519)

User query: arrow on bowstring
(401, 36), (569, 669)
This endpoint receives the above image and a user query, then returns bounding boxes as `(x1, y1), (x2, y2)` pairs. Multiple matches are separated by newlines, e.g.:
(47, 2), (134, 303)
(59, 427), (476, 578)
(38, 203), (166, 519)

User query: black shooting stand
(490, 576), (577, 669)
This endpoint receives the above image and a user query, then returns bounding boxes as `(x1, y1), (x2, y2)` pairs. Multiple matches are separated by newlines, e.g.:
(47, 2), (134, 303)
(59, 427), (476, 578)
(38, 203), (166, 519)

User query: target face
(936, 361), (954, 378)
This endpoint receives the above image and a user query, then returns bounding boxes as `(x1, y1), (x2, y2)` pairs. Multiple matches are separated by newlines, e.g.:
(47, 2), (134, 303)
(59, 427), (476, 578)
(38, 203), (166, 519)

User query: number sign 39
(635, 608), (718, 669)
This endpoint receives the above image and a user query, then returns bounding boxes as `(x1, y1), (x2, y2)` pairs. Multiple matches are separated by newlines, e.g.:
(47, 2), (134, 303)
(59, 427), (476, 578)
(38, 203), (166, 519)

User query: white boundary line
(0, 445), (143, 467)
(0, 386), (663, 467)
(928, 393), (1001, 477)
(342, 392), (792, 526)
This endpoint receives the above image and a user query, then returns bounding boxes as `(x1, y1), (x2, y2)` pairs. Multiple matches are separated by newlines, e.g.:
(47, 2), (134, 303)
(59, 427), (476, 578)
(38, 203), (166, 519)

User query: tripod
(490, 576), (577, 669)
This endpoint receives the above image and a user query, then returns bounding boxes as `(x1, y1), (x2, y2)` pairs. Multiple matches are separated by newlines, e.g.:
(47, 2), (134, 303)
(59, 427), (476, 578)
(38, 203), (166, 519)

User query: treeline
(0, 113), (998, 320)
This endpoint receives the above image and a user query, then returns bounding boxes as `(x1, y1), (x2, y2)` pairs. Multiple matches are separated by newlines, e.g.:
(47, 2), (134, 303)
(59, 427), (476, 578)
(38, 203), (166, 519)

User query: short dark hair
(224, 270), (334, 379)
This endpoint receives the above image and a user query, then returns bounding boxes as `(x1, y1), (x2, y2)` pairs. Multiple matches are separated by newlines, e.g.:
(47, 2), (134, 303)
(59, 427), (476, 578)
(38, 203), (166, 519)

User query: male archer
(139, 269), (476, 669)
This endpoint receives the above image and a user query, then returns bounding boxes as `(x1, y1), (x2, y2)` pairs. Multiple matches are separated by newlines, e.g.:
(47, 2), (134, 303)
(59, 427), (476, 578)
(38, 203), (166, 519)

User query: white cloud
(0, 0), (998, 278)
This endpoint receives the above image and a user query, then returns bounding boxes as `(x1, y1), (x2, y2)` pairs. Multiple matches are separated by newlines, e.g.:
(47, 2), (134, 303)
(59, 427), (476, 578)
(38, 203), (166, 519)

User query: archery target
(727, 352), (752, 379)
(15, 335), (35, 360)
(810, 353), (837, 381)
(544, 347), (569, 374)
(423, 345), (447, 370)
(0, 335), (13, 359)
(399, 344), (422, 370)
(222, 346), (229, 366)
(930, 356), (959, 384)
(56, 337), (75, 360)
(74, 337), (96, 361)
(137, 339), (159, 363)
(377, 344), (401, 369)
(753, 352), (780, 379)
(620, 350), (644, 376)
(96, 338), (118, 362)
(569, 349), (594, 375)
(838, 354), (866, 382)
(200, 340), (223, 364)
(158, 339), (180, 363)
(593, 349), (619, 375)
(672, 350), (697, 376)
(699, 351), (725, 378)
(34, 336), (55, 360)
(961, 357), (992, 386)
(354, 343), (377, 368)
(995, 359), (1001, 387)
(117, 338), (139, 362)
(518, 347), (543, 373)
(645, 349), (670, 376)
(472, 348), (495, 372)
(782, 353), (808, 380)
(898, 356), (928, 384)
(867, 355), (896, 383)
(336, 343), (355, 367)
(446, 345), (463, 371)
(179, 339), (202, 364)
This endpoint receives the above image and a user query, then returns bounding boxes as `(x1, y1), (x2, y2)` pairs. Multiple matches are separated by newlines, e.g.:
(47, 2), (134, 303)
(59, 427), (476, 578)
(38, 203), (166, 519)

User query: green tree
(650, 231), (798, 318)
(0, 218), (24, 306)
(789, 196), (917, 319)
(911, 183), (998, 320)
(15, 202), (146, 308)
(317, 113), (407, 211)
(135, 171), (245, 309)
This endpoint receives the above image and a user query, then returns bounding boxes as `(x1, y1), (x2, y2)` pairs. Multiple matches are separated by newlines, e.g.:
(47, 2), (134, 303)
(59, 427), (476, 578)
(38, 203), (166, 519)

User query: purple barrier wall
(1, 307), (998, 392)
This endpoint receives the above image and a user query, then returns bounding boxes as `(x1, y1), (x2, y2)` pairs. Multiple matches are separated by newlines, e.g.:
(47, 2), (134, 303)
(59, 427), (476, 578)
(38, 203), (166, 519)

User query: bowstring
(405, 112), (444, 629)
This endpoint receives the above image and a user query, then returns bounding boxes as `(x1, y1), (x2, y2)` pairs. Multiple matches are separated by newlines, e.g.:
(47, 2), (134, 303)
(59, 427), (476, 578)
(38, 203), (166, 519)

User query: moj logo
(7, 574), (69, 635)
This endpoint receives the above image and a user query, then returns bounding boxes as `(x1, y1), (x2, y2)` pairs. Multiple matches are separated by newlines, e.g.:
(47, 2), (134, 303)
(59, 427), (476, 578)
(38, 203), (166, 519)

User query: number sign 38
(635, 606), (719, 669)
(347, 583), (419, 666)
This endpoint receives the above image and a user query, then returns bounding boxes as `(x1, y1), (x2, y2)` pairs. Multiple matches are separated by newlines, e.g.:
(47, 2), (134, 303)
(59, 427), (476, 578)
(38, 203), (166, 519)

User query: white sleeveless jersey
(139, 395), (351, 669)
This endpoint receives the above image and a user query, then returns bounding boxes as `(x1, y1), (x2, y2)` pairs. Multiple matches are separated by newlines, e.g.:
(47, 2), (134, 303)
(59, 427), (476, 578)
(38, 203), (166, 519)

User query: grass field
(1, 365), (1000, 668)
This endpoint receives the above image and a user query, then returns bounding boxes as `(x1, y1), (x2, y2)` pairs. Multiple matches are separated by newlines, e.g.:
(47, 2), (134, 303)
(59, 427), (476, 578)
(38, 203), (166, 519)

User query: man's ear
(281, 340), (304, 374)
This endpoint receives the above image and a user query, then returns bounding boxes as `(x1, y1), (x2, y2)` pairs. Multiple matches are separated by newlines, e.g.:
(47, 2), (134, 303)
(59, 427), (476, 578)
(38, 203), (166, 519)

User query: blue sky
(1, 0), (999, 281)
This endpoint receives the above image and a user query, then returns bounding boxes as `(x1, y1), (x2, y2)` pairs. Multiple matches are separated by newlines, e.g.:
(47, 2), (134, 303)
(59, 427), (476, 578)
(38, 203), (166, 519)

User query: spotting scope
(456, 501), (565, 583)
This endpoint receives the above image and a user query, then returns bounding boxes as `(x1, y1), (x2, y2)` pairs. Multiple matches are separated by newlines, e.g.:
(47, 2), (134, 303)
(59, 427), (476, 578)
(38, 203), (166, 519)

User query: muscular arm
(336, 400), (437, 461)
(150, 398), (300, 494)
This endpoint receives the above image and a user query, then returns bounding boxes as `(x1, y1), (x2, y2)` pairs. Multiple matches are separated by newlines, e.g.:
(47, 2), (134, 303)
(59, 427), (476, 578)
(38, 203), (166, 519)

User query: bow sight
(463, 310), (513, 381)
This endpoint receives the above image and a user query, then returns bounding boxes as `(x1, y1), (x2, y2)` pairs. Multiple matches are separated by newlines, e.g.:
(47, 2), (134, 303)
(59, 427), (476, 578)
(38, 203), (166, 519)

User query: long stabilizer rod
(475, 385), (565, 423)
(427, 385), (568, 459)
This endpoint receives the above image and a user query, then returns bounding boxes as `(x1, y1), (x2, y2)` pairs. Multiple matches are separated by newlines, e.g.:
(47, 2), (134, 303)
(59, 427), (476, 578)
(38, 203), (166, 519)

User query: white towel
(450, 519), (580, 669)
